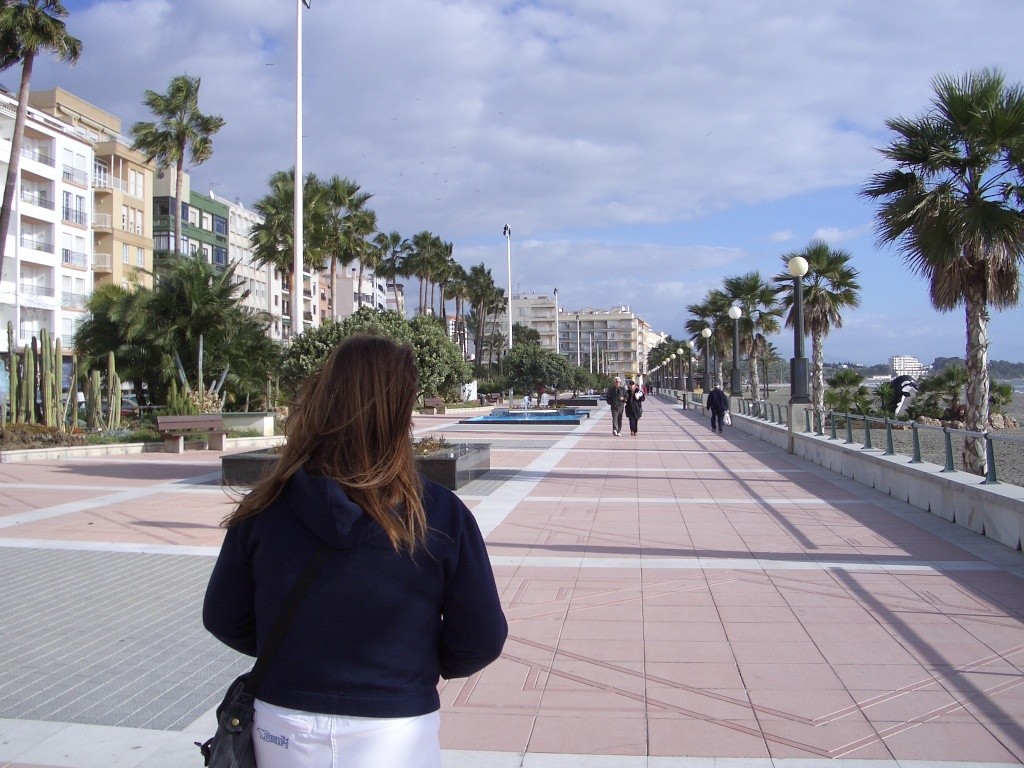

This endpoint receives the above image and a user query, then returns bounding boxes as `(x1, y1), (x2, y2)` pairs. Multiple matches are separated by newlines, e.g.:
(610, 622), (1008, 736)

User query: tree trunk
(0, 54), (36, 288)
(174, 156), (185, 256)
(811, 330), (825, 413)
(962, 289), (989, 475)
(357, 260), (364, 309)
(329, 257), (337, 319)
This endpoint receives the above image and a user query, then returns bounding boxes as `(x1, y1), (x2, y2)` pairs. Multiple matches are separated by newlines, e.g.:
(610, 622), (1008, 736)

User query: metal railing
(62, 207), (89, 227)
(18, 282), (55, 298)
(732, 399), (1023, 487)
(61, 248), (88, 269)
(21, 146), (55, 166)
(19, 236), (54, 253)
(62, 165), (89, 186)
(20, 190), (55, 210)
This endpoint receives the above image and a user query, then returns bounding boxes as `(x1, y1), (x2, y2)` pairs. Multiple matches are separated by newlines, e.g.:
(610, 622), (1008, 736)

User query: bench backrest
(423, 397), (444, 407)
(157, 414), (225, 431)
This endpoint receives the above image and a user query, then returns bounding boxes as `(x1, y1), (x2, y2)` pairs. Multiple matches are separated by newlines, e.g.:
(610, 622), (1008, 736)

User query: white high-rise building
(890, 355), (930, 379)
(1, 88), (96, 355)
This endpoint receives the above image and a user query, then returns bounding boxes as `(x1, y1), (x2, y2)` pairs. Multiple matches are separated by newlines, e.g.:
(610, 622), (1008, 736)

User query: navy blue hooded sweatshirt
(203, 467), (508, 718)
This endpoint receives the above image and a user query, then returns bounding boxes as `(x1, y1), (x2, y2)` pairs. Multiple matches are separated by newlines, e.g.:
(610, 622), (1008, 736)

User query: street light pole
(684, 340), (693, 408)
(728, 305), (742, 396)
(575, 312), (581, 367)
(503, 225), (512, 352)
(787, 255), (810, 454)
(292, 0), (312, 340)
(701, 327), (712, 391)
(589, 331), (594, 373)
(553, 287), (559, 356)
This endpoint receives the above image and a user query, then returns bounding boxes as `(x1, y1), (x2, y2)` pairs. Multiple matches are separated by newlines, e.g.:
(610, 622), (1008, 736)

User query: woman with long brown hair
(203, 335), (507, 768)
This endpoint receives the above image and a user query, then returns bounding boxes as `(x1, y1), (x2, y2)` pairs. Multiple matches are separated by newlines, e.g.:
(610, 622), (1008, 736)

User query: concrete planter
(221, 443), (490, 491)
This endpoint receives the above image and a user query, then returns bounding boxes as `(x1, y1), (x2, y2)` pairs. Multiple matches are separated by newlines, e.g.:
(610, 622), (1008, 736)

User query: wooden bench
(420, 396), (447, 415)
(156, 414), (228, 453)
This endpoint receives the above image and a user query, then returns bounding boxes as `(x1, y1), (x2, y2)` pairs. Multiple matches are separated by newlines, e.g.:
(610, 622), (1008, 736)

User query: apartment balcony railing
(94, 175), (127, 193)
(93, 252), (112, 271)
(93, 213), (113, 229)
(61, 248), (88, 269)
(21, 146), (55, 166)
(62, 165), (89, 186)
(19, 282), (55, 298)
(62, 207), (89, 227)
(20, 236), (54, 254)
(62, 291), (88, 309)
(20, 190), (55, 210)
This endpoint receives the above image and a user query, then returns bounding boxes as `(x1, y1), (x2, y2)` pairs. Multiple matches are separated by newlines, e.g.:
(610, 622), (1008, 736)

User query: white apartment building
(558, 305), (665, 381)
(385, 280), (406, 317)
(489, 292), (559, 354)
(328, 265), (389, 319)
(890, 355), (930, 379)
(208, 191), (285, 341)
(1, 89), (94, 355)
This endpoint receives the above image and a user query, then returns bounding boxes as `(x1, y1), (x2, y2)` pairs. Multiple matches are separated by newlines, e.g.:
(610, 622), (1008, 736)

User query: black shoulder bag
(197, 544), (331, 768)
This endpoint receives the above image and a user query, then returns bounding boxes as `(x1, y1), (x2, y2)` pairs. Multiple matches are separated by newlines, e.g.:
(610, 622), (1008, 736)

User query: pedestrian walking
(706, 385), (730, 433)
(625, 379), (645, 436)
(203, 335), (508, 768)
(605, 375), (627, 435)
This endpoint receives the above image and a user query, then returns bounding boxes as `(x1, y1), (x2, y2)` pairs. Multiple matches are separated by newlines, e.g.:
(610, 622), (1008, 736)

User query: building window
(122, 243), (130, 264)
(136, 247), (145, 267)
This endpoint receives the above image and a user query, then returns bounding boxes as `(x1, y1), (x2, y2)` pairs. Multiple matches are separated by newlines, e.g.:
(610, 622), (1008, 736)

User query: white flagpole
(503, 224), (512, 352)
(292, 0), (309, 340)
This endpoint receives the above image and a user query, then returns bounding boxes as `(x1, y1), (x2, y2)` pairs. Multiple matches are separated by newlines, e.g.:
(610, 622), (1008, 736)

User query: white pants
(253, 699), (441, 768)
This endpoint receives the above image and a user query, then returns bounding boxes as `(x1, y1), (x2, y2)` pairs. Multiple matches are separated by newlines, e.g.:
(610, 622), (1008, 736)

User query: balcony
(21, 146), (55, 167)
(61, 248), (88, 269)
(62, 291), (88, 309)
(93, 213), (113, 230)
(93, 252), (112, 272)
(62, 207), (89, 227)
(20, 236), (54, 254)
(19, 282), (55, 298)
(20, 190), (55, 211)
(62, 165), (89, 187)
(94, 175), (127, 193)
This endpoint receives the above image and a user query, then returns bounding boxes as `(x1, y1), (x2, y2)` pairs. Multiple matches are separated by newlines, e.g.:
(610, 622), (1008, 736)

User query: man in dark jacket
(606, 376), (627, 436)
(706, 385), (729, 433)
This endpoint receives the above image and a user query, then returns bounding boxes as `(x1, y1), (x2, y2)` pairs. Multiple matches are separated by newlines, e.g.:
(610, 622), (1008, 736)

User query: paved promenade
(1, 396), (1023, 767)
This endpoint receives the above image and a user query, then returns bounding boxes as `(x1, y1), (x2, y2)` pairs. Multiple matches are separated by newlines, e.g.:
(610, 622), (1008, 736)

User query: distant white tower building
(890, 355), (929, 379)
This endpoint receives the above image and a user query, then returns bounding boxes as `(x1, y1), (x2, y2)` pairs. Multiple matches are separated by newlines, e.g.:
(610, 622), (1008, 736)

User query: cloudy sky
(20, 0), (1024, 366)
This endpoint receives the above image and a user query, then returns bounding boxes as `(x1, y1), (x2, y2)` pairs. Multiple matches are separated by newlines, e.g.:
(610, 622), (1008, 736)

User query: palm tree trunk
(174, 156), (185, 256)
(357, 260), (364, 309)
(0, 54), (35, 282)
(962, 290), (989, 475)
(747, 353), (760, 401)
(329, 257), (338, 319)
(811, 331), (825, 412)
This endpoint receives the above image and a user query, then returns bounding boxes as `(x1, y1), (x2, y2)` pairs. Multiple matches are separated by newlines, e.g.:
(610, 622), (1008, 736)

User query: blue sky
(23, 0), (1024, 365)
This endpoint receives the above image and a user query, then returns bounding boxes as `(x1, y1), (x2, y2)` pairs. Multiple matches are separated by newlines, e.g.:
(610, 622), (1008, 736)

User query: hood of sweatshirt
(283, 466), (377, 549)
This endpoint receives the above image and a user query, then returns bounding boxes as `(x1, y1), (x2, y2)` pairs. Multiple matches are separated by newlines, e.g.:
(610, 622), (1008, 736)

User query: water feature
(460, 408), (590, 425)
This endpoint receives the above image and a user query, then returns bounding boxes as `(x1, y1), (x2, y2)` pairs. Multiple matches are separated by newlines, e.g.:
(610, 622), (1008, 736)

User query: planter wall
(222, 443), (491, 491)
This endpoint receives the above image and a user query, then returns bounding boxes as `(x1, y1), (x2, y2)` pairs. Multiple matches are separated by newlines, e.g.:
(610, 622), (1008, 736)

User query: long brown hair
(225, 335), (427, 552)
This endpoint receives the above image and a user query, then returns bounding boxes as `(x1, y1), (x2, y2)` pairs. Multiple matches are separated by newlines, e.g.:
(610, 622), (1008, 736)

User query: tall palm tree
(373, 231), (412, 309)
(723, 272), (781, 400)
(0, 0), (81, 281)
(409, 231), (443, 314)
(318, 176), (374, 315)
(250, 169), (328, 325)
(130, 74), (225, 258)
(446, 261), (469, 357)
(861, 69), (1024, 475)
(774, 240), (861, 413)
(465, 263), (499, 363)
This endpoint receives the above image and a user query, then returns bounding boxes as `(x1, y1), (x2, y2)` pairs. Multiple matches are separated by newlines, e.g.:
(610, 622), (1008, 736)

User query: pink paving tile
(723, 621), (811, 642)
(644, 661), (744, 689)
(876, 719), (1021, 761)
(746, 688), (861, 723)
(738, 662), (847, 690)
(438, 711), (535, 752)
(644, 639), (737, 664)
(646, 716), (771, 758)
(528, 714), (647, 754)
(645, 686), (754, 720)
(554, 637), (646, 663)
(0, 487), (112, 516)
(760, 716), (894, 760)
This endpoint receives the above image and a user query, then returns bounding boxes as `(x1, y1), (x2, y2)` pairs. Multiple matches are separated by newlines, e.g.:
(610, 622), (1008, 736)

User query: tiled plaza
(1, 396), (1023, 767)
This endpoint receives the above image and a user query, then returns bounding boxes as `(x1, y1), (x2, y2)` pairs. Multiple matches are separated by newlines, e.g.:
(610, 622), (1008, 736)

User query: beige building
(558, 305), (666, 381)
(29, 88), (155, 292)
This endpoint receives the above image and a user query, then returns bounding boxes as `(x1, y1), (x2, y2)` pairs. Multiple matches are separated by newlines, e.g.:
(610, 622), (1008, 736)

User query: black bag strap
(242, 543), (332, 697)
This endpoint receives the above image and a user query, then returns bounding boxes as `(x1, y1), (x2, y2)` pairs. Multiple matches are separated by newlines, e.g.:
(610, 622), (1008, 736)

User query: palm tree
(861, 69), (1024, 475)
(130, 75), (225, 258)
(0, 0), (82, 281)
(774, 240), (861, 413)
(409, 231), (443, 314)
(464, 263), (500, 363)
(318, 176), (374, 315)
(374, 231), (412, 309)
(723, 272), (781, 400)
(250, 169), (328, 326)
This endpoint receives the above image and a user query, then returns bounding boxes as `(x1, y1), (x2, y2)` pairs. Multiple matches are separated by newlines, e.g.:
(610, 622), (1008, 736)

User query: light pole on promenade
(503, 225), (513, 352)
(728, 305), (743, 396)
(787, 255), (810, 453)
(701, 327), (712, 390)
(575, 313), (581, 367)
(293, 0), (312, 339)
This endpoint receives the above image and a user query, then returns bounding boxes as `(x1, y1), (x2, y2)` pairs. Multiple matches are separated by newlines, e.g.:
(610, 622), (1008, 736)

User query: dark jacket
(706, 388), (729, 413)
(606, 385), (626, 409)
(625, 387), (645, 418)
(203, 467), (508, 718)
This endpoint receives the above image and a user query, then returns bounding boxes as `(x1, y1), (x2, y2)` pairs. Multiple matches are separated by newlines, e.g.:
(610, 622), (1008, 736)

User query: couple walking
(606, 376), (645, 436)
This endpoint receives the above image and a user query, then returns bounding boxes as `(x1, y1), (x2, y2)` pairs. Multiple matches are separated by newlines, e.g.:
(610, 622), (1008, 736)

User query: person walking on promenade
(606, 375), (627, 436)
(706, 384), (730, 433)
(625, 379), (645, 436)
(203, 335), (508, 768)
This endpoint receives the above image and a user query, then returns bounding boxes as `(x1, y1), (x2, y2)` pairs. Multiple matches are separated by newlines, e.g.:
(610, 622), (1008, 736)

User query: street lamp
(788, 256), (810, 404)
(553, 287), (559, 356)
(787, 255), (810, 454)
(728, 305), (742, 396)
(503, 225), (513, 352)
(588, 330), (594, 373)
(292, 0), (313, 339)
(676, 345), (686, 408)
(669, 353), (677, 390)
(701, 327), (713, 390)
(575, 312), (581, 367)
